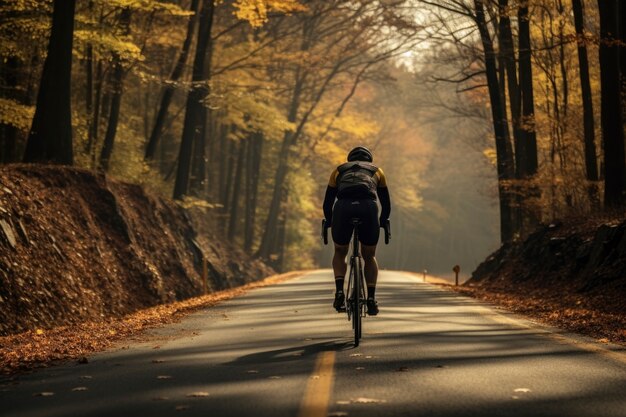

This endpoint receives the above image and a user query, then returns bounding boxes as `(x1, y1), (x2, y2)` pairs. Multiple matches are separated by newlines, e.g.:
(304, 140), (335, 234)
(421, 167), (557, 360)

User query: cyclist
(322, 146), (391, 316)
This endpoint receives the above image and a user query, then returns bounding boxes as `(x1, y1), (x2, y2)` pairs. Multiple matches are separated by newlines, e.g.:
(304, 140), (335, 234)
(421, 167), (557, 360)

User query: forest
(0, 0), (624, 275)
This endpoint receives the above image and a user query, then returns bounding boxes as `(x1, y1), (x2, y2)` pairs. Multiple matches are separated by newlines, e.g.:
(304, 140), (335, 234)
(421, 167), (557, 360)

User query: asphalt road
(2, 270), (626, 417)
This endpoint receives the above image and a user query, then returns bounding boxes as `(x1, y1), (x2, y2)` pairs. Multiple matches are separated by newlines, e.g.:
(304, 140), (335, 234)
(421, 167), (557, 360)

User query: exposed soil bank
(465, 218), (626, 344)
(0, 164), (273, 336)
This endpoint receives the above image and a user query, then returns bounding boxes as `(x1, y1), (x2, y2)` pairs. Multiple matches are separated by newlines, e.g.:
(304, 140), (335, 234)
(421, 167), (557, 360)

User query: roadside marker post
(453, 265), (460, 286)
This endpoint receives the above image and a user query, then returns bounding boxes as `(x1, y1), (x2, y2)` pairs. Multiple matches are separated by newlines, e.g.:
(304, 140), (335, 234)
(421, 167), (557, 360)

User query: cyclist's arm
(323, 186), (337, 221)
(376, 168), (391, 222)
(378, 187), (391, 221)
(323, 169), (339, 221)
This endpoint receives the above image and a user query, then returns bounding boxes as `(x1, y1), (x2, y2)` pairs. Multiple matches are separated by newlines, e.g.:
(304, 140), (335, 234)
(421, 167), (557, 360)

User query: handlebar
(321, 219), (329, 245)
(383, 219), (391, 244)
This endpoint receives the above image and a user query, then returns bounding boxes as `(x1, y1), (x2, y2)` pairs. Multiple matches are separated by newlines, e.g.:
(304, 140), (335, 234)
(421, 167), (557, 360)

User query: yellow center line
(297, 351), (336, 417)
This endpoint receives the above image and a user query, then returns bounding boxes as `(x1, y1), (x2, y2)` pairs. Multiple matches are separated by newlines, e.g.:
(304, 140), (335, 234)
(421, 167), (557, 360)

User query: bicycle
(322, 218), (390, 347)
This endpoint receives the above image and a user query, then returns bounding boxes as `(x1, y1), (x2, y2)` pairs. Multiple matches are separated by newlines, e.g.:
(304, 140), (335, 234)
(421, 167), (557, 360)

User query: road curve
(2, 270), (626, 417)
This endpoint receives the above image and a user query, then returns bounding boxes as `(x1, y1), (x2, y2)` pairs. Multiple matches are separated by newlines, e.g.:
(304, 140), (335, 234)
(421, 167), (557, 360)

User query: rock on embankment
(0, 165), (272, 335)
(468, 219), (626, 316)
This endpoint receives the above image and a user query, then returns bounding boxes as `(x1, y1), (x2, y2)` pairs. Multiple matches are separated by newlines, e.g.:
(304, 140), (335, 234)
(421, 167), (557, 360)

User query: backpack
(336, 161), (379, 199)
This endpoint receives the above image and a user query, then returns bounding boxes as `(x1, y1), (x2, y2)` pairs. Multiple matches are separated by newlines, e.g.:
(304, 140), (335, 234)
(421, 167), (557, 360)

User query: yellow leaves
(74, 30), (144, 64)
(35, 329), (44, 335)
(483, 147), (497, 166)
(232, 0), (306, 27)
(177, 197), (222, 210)
(0, 98), (35, 131)
(315, 141), (347, 165)
(93, 0), (191, 16)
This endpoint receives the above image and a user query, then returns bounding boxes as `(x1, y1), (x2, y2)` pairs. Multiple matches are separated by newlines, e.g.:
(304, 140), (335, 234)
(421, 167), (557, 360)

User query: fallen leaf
(246, 370), (259, 374)
(396, 367), (409, 372)
(175, 405), (190, 411)
(598, 338), (609, 343)
(514, 388), (531, 393)
(34, 392), (54, 397)
(355, 367), (365, 370)
(79, 376), (92, 380)
(71, 387), (88, 392)
(328, 412), (348, 417)
(268, 376), (281, 379)
(186, 392), (210, 398)
(157, 375), (172, 380)
(153, 396), (169, 401)
(35, 329), (44, 335)
(152, 359), (165, 363)
(336, 400), (350, 405)
(349, 353), (362, 357)
(351, 397), (387, 404)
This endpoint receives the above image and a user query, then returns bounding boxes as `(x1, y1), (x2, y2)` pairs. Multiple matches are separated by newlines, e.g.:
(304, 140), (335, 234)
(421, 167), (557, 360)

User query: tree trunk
(572, 0), (599, 192)
(85, 43), (94, 152)
(517, 1), (540, 234)
(518, 3), (538, 178)
(217, 123), (228, 201)
(598, 0), (625, 207)
(275, 195), (288, 271)
(617, 1), (626, 123)
(474, 0), (516, 243)
(1, 56), (21, 162)
(228, 139), (246, 240)
(498, 0), (522, 174)
(222, 137), (236, 213)
(90, 61), (104, 166)
(145, 0), (200, 160)
(173, 0), (215, 200)
(84, 0), (94, 153)
(256, 67), (306, 259)
(98, 8), (131, 171)
(189, 112), (206, 194)
(244, 131), (263, 253)
(23, 0), (76, 165)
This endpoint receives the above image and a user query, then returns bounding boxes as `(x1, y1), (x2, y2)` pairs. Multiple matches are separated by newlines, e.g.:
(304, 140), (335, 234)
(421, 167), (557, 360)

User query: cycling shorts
(331, 198), (380, 246)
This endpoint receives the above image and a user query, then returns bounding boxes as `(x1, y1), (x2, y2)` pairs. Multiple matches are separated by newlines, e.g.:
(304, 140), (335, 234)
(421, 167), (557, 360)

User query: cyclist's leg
(357, 199), (380, 315)
(331, 199), (352, 311)
(332, 243), (349, 281)
(331, 243), (349, 311)
(361, 244), (378, 288)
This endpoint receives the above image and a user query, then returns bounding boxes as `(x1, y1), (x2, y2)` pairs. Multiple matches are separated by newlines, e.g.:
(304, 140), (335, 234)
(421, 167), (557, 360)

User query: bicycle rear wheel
(352, 257), (362, 347)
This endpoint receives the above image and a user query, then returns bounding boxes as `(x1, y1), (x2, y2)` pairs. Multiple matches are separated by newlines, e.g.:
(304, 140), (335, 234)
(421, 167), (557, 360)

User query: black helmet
(347, 146), (373, 162)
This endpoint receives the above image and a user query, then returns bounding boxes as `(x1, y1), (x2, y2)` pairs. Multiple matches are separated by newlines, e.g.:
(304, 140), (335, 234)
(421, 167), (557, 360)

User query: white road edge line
(405, 272), (626, 366)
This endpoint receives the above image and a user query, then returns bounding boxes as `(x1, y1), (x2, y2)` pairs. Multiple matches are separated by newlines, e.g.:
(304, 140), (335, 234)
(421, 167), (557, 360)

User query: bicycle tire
(353, 256), (361, 347)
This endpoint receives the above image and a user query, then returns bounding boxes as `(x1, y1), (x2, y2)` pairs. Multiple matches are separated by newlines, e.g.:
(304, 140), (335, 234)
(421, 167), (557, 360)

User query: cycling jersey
(322, 163), (391, 246)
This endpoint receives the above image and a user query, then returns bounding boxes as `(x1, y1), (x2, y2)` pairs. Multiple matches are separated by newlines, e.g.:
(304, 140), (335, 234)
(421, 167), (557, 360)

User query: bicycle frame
(321, 216), (390, 347)
(345, 218), (367, 347)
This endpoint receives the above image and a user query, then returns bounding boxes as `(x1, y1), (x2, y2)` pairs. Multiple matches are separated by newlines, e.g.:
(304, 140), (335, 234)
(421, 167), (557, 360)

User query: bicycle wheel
(353, 256), (361, 347)
(346, 258), (354, 322)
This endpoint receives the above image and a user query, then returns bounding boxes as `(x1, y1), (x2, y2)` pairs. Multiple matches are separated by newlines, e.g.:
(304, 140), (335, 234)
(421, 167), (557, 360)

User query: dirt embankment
(0, 164), (273, 336)
(464, 218), (626, 344)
